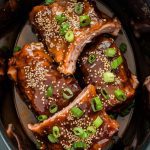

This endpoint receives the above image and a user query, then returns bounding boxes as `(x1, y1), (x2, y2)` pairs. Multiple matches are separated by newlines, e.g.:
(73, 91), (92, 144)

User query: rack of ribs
(8, 43), (81, 117)
(28, 85), (119, 150)
(29, 0), (121, 75)
(78, 36), (139, 111)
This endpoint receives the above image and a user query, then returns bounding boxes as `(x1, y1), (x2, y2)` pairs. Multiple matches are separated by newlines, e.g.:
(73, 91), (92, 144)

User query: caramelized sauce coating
(78, 37), (139, 111)
(28, 85), (119, 150)
(30, 0), (121, 75)
(8, 43), (81, 116)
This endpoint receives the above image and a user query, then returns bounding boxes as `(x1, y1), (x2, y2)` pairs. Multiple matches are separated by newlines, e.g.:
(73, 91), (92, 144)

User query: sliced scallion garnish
(71, 106), (84, 118)
(55, 14), (67, 25)
(37, 115), (48, 122)
(74, 2), (83, 15)
(65, 30), (74, 43)
(14, 46), (21, 52)
(46, 85), (53, 97)
(47, 134), (58, 143)
(79, 15), (91, 27)
(73, 127), (84, 136)
(62, 87), (74, 100)
(52, 126), (60, 138)
(104, 48), (116, 57)
(101, 88), (109, 99)
(103, 71), (115, 83)
(45, 0), (55, 5)
(59, 22), (70, 36)
(91, 96), (103, 112)
(93, 116), (103, 128)
(111, 56), (123, 70)
(119, 43), (127, 53)
(73, 141), (87, 149)
(49, 104), (58, 114)
(114, 89), (126, 101)
(88, 54), (96, 64)
(87, 126), (96, 135)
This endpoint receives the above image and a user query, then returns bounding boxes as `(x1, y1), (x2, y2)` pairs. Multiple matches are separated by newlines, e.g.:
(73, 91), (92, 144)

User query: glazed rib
(78, 37), (139, 111)
(28, 85), (119, 150)
(29, 0), (121, 75)
(8, 43), (81, 116)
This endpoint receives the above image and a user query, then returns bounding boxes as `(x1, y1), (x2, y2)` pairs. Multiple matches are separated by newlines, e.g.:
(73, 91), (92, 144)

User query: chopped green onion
(37, 115), (48, 122)
(88, 54), (96, 64)
(74, 2), (83, 15)
(65, 30), (74, 42)
(45, 0), (55, 5)
(104, 48), (116, 57)
(46, 85), (53, 97)
(14, 46), (21, 52)
(55, 14), (67, 25)
(59, 22), (70, 36)
(49, 104), (58, 114)
(73, 141), (87, 149)
(114, 89), (126, 101)
(52, 126), (60, 138)
(80, 131), (89, 139)
(71, 106), (84, 118)
(35, 141), (42, 149)
(48, 134), (58, 143)
(119, 43), (127, 53)
(79, 15), (91, 27)
(87, 126), (96, 135)
(73, 127), (84, 136)
(101, 89), (109, 99)
(111, 56), (123, 69)
(91, 96), (103, 112)
(93, 116), (103, 128)
(103, 72), (115, 83)
(62, 87), (74, 100)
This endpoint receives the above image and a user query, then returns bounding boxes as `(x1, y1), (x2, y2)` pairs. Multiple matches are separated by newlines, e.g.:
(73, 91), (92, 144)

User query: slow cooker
(0, 0), (150, 149)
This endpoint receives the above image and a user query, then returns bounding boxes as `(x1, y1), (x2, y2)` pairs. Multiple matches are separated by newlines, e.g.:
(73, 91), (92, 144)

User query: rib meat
(28, 85), (119, 150)
(8, 43), (81, 116)
(29, 0), (121, 75)
(78, 37), (139, 111)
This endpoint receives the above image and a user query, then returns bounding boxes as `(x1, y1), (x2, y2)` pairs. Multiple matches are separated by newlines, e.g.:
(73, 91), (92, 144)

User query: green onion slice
(93, 116), (103, 128)
(52, 126), (60, 138)
(80, 131), (89, 139)
(55, 14), (67, 24)
(119, 43), (127, 53)
(87, 126), (96, 135)
(48, 134), (58, 143)
(73, 127), (84, 136)
(88, 54), (96, 64)
(73, 141), (87, 149)
(59, 22), (70, 36)
(114, 89), (126, 101)
(111, 56), (123, 70)
(71, 106), (84, 118)
(49, 104), (58, 114)
(74, 2), (83, 15)
(14, 46), (21, 52)
(62, 87), (74, 100)
(45, 0), (55, 5)
(37, 115), (48, 122)
(79, 15), (91, 27)
(65, 30), (74, 43)
(101, 89), (109, 99)
(104, 48), (116, 57)
(91, 96), (103, 112)
(103, 71), (115, 83)
(46, 85), (53, 97)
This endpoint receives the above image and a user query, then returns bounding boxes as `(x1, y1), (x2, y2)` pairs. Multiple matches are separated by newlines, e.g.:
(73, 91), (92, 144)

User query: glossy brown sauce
(78, 37), (136, 111)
